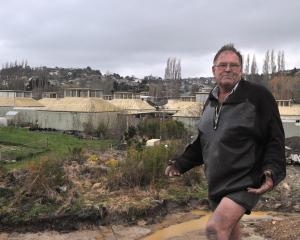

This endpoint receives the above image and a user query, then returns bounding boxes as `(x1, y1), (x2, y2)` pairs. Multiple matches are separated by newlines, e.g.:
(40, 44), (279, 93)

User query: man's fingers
(165, 165), (180, 177)
(247, 177), (273, 194)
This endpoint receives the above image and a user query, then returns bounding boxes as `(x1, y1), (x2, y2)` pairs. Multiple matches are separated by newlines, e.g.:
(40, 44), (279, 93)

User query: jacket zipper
(213, 103), (223, 130)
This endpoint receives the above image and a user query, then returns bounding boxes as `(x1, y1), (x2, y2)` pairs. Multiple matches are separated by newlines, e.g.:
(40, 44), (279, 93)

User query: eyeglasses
(214, 63), (241, 70)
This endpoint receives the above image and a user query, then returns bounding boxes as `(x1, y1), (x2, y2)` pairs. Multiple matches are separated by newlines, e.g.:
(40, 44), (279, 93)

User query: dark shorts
(209, 190), (260, 215)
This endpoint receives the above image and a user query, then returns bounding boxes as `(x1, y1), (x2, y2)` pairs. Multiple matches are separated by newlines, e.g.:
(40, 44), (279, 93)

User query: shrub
(83, 120), (94, 136)
(137, 118), (187, 140)
(13, 154), (68, 206)
(106, 140), (184, 190)
(124, 125), (137, 141)
(67, 146), (84, 163)
(95, 122), (108, 139)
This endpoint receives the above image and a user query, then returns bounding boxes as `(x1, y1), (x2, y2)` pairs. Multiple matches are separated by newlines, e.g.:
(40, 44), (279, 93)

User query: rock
(92, 182), (102, 190)
(293, 204), (300, 211)
(58, 185), (67, 192)
(274, 203), (282, 209)
(137, 220), (147, 226)
(282, 182), (291, 191)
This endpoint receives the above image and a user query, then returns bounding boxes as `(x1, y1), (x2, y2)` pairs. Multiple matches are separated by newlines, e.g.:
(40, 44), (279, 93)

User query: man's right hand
(165, 165), (181, 177)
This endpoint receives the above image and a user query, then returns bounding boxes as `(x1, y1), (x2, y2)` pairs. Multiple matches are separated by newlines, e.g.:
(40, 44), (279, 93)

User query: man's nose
(225, 64), (232, 71)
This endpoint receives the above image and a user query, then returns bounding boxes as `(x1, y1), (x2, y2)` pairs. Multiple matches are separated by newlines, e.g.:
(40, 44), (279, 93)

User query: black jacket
(173, 80), (286, 200)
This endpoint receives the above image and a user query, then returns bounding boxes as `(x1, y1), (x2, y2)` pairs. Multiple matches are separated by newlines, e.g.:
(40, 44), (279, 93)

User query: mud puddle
(0, 211), (289, 240)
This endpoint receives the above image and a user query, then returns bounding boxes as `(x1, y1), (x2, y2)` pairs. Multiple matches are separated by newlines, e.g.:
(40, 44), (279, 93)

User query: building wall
(0, 92), (15, 98)
(36, 110), (122, 132)
(282, 118), (300, 138)
(195, 93), (209, 104)
(0, 107), (125, 133)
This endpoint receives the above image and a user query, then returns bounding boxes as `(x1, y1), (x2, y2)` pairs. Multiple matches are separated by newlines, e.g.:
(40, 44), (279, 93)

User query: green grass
(0, 127), (116, 170)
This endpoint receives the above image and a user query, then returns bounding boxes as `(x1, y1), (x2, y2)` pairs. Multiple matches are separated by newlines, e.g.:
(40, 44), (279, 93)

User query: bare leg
(229, 222), (241, 240)
(205, 197), (245, 240)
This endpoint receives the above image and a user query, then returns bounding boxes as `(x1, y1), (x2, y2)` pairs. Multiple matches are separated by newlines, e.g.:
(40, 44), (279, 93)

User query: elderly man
(165, 44), (286, 240)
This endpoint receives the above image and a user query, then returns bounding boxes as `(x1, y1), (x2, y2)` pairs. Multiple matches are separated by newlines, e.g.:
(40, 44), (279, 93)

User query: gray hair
(213, 43), (243, 67)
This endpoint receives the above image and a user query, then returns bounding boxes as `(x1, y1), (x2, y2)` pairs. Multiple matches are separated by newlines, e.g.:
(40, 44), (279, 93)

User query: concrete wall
(36, 110), (123, 132)
(282, 120), (300, 138)
(0, 106), (126, 133)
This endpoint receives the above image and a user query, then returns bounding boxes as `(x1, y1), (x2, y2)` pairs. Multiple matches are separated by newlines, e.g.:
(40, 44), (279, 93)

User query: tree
(277, 51), (282, 72)
(244, 54), (250, 80)
(281, 51), (285, 71)
(269, 75), (300, 100)
(250, 54), (260, 83)
(251, 54), (258, 75)
(271, 49), (277, 75)
(164, 57), (181, 98)
(263, 50), (270, 76)
(164, 57), (181, 80)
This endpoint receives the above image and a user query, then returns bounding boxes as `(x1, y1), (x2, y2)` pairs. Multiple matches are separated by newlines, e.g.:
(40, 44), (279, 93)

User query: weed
(107, 141), (183, 190)
(13, 153), (68, 206)
(67, 146), (84, 163)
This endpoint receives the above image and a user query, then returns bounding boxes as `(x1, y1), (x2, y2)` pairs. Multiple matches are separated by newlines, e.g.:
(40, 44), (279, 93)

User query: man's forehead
(215, 51), (239, 61)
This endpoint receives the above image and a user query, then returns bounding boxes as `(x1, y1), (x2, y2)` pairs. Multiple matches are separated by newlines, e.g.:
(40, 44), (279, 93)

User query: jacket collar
(209, 79), (247, 104)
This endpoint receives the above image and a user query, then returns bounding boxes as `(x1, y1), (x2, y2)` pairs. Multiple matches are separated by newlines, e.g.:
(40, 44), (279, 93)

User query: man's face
(212, 50), (242, 91)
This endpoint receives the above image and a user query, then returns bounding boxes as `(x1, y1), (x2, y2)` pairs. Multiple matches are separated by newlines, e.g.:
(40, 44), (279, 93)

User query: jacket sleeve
(171, 133), (204, 174)
(261, 91), (286, 186)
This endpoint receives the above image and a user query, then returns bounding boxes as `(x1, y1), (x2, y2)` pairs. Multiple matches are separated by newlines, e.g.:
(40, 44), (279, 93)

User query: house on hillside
(0, 90), (32, 98)
(113, 91), (140, 99)
(42, 92), (58, 98)
(64, 88), (103, 98)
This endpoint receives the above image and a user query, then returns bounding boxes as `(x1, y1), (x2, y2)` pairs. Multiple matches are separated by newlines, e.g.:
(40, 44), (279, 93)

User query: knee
(205, 221), (219, 240)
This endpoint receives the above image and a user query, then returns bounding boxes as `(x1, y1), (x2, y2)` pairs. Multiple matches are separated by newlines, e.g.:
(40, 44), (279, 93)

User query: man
(165, 44), (286, 240)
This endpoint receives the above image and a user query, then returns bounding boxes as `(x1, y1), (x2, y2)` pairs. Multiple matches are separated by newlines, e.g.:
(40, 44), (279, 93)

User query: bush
(13, 154), (68, 206)
(95, 122), (108, 139)
(137, 119), (160, 139)
(107, 140), (184, 190)
(83, 120), (95, 136)
(68, 146), (84, 163)
(137, 118), (187, 140)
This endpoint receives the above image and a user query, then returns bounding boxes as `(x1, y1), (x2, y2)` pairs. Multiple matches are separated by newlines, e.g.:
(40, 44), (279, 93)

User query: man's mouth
(222, 75), (233, 79)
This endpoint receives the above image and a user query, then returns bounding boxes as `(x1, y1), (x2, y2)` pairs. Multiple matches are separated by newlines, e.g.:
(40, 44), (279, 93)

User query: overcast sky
(1, 0), (300, 78)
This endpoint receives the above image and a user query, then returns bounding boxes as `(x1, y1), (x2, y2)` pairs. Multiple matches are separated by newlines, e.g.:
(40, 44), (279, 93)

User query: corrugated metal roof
(38, 97), (120, 112)
(0, 97), (43, 107)
(109, 99), (155, 113)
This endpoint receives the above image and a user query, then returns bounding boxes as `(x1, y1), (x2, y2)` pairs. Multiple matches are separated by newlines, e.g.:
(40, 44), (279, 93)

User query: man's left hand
(247, 171), (274, 194)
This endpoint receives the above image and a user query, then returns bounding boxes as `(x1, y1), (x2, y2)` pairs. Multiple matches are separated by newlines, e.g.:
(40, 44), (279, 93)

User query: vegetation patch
(0, 126), (209, 231)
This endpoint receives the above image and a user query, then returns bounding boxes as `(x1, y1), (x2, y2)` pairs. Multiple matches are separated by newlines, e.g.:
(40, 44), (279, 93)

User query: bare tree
(281, 51), (285, 71)
(263, 50), (270, 76)
(164, 57), (181, 98)
(164, 57), (181, 80)
(251, 54), (258, 75)
(244, 54), (250, 80)
(250, 54), (260, 83)
(277, 51), (282, 72)
(271, 49), (277, 75)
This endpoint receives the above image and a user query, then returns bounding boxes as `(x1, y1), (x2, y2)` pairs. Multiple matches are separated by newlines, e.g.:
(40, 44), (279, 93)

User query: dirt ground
(253, 215), (300, 240)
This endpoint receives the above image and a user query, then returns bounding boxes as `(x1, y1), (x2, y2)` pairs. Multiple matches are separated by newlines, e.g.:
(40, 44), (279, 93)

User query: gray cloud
(0, 0), (299, 77)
